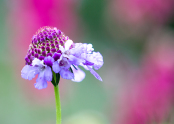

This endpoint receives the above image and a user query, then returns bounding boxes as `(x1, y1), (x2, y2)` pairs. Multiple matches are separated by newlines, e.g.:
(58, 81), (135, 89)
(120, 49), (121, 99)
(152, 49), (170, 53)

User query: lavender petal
(21, 65), (39, 80)
(68, 55), (84, 66)
(21, 65), (31, 79)
(44, 66), (52, 81)
(27, 67), (39, 80)
(35, 71), (48, 89)
(52, 61), (60, 73)
(87, 66), (103, 81)
(71, 66), (85, 82)
(92, 52), (104, 70)
(59, 69), (74, 80)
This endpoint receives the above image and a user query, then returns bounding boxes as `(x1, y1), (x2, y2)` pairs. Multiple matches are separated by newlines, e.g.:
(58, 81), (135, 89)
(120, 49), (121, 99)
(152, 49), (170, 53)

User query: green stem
(54, 85), (61, 124)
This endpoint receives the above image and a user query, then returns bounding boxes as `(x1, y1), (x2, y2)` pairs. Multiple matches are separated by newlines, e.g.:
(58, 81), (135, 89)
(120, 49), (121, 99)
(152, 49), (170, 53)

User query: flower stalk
(54, 85), (61, 124)
(52, 72), (61, 124)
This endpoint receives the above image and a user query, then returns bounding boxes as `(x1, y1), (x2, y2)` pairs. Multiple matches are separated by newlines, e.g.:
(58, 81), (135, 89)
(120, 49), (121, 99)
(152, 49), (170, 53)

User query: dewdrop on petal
(21, 26), (104, 90)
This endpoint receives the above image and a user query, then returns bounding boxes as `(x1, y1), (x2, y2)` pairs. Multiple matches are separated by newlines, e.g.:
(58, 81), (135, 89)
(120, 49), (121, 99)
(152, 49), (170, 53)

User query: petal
(83, 43), (94, 53)
(71, 66), (85, 82)
(60, 69), (74, 80)
(44, 66), (52, 81)
(59, 57), (71, 69)
(93, 52), (104, 70)
(68, 55), (84, 65)
(27, 67), (39, 80)
(53, 53), (61, 61)
(69, 43), (84, 57)
(65, 39), (73, 51)
(35, 71), (47, 89)
(53, 61), (61, 73)
(32, 58), (42, 66)
(44, 56), (54, 66)
(21, 65), (39, 80)
(80, 63), (89, 70)
(59, 45), (65, 53)
(21, 65), (31, 79)
(86, 52), (103, 70)
(86, 44), (94, 53)
(87, 66), (103, 81)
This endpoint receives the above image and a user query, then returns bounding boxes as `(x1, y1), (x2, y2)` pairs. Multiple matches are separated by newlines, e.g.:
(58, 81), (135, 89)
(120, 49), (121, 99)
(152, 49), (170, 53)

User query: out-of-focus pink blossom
(115, 33), (174, 124)
(110, 0), (174, 26)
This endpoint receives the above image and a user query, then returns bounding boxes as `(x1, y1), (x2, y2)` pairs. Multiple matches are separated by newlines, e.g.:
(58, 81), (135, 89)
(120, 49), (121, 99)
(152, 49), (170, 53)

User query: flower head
(21, 26), (104, 89)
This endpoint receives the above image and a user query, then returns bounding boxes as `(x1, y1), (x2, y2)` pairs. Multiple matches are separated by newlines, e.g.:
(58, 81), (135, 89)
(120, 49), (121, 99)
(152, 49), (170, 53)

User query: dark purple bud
(34, 53), (39, 58)
(34, 48), (38, 53)
(31, 51), (35, 56)
(42, 42), (45, 46)
(33, 45), (37, 48)
(52, 33), (56, 38)
(37, 49), (41, 54)
(38, 56), (45, 60)
(55, 44), (59, 48)
(53, 53), (61, 61)
(40, 38), (45, 42)
(41, 46), (45, 50)
(57, 50), (62, 53)
(45, 35), (48, 40)
(45, 40), (49, 43)
(59, 40), (63, 45)
(48, 35), (53, 40)
(55, 40), (58, 44)
(43, 31), (47, 35)
(51, 48), (56, 52)
(46, 53), (52, 57)
(25, 57), (30, 64)
(46, 43), (50, 47)
(42, 51), (46, 56)
(51, 44), (55, 48)
(28, 54), (31, 59)
(37, 37), (41, 42)
(40, 34), (44, 38)
(46, 46), (50, 51)
(34, 39), (38, 44)
(50, 41), (54, 44)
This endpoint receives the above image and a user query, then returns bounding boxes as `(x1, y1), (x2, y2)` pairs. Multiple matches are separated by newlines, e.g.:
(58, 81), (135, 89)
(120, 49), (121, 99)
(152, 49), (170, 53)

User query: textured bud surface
(25, 26), (69, 65)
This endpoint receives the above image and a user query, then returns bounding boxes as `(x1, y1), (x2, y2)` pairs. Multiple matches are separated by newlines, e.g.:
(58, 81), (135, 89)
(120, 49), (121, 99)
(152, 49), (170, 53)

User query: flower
(21, 26), (104, 89)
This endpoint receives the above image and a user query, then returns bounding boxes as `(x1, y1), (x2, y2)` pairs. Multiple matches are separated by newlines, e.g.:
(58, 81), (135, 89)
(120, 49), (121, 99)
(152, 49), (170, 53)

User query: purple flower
(21, 26), (104, 89)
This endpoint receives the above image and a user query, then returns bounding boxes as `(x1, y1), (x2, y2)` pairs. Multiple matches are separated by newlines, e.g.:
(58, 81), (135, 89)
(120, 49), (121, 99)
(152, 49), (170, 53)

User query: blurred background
(1, 0), (174, 124)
